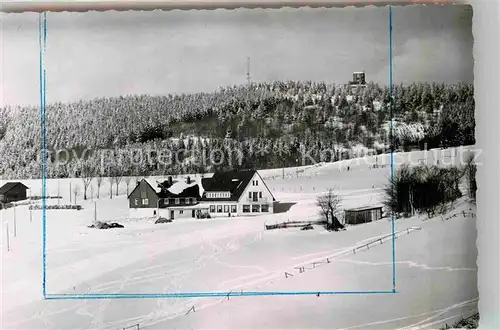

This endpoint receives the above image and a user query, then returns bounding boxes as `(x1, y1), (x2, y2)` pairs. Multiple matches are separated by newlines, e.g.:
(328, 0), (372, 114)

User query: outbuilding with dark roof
(0, 182), (29, 203)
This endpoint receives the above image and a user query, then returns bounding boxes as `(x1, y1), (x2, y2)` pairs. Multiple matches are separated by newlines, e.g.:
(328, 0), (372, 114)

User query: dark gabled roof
(202, 170), (257, 201)
(0, 182), (29, 194)
(159, 184), (201, 199)
(127, 179), (159, 199)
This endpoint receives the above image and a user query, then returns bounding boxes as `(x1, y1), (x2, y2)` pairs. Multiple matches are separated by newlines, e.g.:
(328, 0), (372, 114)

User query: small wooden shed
(344, 205), (383, 225)
(0, 182), (29, 203)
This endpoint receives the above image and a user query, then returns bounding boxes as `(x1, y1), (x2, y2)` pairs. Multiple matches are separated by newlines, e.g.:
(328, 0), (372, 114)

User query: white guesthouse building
(200, 169), (275, 217)
(128, 170), (275, 220)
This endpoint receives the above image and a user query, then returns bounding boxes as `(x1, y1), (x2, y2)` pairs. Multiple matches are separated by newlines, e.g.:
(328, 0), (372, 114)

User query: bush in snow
(384, 164), (463, 218)
(88, 221), (124, 229)
(155, 217), (173, 224)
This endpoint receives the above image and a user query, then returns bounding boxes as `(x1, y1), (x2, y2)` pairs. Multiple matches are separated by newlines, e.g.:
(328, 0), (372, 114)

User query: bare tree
(114, 175), (123, 197)
(316, 188), (343, 231)
(80, 161), (95, 200)
(124, 176), (132, 196)
(108, 176), (114, 199)
(317, 195), (331, 223)
(96, 176), (103, 199)
(72, 185), (81, 204)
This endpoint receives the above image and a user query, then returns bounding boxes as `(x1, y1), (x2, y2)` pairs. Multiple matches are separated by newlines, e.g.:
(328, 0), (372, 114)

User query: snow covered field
(1, 147), (478, 329)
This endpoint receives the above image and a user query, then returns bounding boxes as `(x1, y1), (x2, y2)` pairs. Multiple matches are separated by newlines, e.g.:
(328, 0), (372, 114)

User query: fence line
(441, 211), (476, 221)
(220, 226), (422, 301)
(173, 226), (422, 326)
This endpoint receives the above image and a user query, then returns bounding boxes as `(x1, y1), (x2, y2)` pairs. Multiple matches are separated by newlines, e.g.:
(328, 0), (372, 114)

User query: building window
(210, 205), (215, 213)
(185, 198), (190, 204)
(248, 192), (252, 199)
(175, 198), (180, 205)
(217, 205), (223, 213)
(224, 205), (229, 213)
(256, 180), (259, 186)
(179, 210), (184, 215)
(243, 205), (250, 213)
(252, 204), (260, 212)
(231, 205), (237, 213)
(259, 192), (263, 198)
(134, 199), (139, 206)
(261, 204), (269, 212)
(142, 198), (149, 205)
(193, 198), (197, 203)
(165, 199), (170, 205)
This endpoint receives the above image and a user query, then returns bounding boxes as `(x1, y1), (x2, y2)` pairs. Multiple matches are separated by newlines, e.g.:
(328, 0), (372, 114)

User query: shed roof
(345, 205), (383, 212)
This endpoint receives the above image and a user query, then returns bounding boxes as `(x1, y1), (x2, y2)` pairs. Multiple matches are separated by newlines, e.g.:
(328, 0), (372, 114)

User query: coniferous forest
(0, 81), (474, 179)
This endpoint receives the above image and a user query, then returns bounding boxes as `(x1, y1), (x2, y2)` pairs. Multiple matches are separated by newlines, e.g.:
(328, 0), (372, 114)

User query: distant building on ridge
(349, 71), (367, 87)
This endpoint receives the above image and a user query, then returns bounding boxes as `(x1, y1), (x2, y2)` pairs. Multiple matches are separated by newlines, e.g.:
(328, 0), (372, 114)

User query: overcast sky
(1, 5), (473, 107)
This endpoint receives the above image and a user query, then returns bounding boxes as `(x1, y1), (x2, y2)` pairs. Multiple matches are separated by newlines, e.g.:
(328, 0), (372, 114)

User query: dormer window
(175, 198), (180, 205)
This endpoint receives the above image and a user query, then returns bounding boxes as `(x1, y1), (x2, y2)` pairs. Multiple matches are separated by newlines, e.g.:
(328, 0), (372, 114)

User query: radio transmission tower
(246, 56), (251, 84)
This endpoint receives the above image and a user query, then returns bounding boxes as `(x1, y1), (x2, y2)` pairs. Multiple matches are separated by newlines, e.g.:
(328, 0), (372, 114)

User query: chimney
(168, 176), (173, 186)
(186, 176), (191, 184)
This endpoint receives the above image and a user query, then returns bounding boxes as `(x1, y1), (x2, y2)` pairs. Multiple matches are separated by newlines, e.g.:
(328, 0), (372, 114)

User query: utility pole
(6, 222), (10, 251)
(29, 189), (33, 223)
(94, 201), (97, 223)
(13, 206), (17, 237)
(69, 182), (72, 204)
(57, 180), (60, 205)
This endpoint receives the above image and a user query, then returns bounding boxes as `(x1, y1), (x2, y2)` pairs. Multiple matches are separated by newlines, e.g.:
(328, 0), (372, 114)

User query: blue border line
(45, 291), (398, 300)
(40, 8), (399, 300)
(389, 6), (396, 294)
(39, 12), (48, 299)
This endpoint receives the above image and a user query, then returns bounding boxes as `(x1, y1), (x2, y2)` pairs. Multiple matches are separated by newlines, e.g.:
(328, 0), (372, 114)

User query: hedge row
(29, 205), (83, 210)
